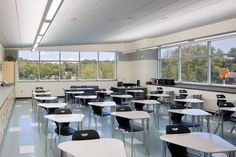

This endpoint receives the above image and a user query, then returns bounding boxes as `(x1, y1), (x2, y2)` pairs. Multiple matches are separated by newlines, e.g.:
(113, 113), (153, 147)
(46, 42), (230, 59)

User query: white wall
(147, 85), (236, 112)
(0, 43), (4, 81)
(129, 60), (157, 86)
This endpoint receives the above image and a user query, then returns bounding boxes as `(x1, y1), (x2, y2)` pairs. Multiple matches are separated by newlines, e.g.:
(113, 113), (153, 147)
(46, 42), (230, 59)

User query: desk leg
(60, 150), (63, 157)
(162, 141), (166, 157)
(89, 106), (92, 127)
(112, 116), (115, 138)
(192, 116), (195, 132)
(131, 120), (134, 157)
(206, 116), (210, 133)
(45, 119), (48, 154)
(220, 111), (224, 137)
(59, 123), (61, 143)
(203, 153), (208, 157)
(146, 119), (150, 157)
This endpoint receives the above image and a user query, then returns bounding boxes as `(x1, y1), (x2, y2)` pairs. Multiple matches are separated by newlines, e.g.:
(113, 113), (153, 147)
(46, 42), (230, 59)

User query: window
(60, 51), (79, 80)
(80, 51), (97, 79)
(98, 52), (116, 79)
(181, 43), (208, 83)
(18, 51), (117, 81)
(211, 37), (236, 85)
(39, 51), (59, 80)
(18, 51), (39, 80)
(160, 47), (179, 80)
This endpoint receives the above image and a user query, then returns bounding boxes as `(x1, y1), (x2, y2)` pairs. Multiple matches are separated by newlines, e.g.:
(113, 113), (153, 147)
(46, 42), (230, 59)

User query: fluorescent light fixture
(32, 48), (36, 52)
(139, 46), (158, 51)
(46, 0), (62, 21)
(36, 35), (43, 43)
(123, 50), (136, 53)
(33, 43), (39, 48)
(194, 32), (236, 41)
(161, 41), (188, 48)
(39, 22), (50, 35)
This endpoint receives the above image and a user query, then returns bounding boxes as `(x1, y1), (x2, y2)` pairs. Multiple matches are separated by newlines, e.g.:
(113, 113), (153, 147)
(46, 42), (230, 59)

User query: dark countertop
(146, 83), (236, 94)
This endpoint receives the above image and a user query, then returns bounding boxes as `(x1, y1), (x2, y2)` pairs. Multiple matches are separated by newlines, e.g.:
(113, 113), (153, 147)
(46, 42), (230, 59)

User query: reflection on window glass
(40, 51), (59, 61)
(98, 52), (116, 79)
(19, 51), (39, 60)
(211, 37), (236, 84)
(19, 61), (39, 80)
(80, 52), (97, 79)
(181, 43), (208, 83)
(39, 62), (59, 80)
(61, 51), (79, 61)
(60, 62), (78, 80)
(161, 47), (178, 80)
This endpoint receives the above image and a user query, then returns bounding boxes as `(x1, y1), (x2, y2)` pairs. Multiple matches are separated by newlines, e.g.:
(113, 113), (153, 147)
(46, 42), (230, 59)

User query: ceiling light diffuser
(39, 22), (50, 35)
(46, 0), (62, 21)
(36, 36), (43, 43)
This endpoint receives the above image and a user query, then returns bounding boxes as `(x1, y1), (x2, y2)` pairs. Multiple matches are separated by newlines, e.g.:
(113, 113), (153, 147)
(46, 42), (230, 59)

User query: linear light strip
(32, 0), (64, 52)
(46, 0), (63, 21)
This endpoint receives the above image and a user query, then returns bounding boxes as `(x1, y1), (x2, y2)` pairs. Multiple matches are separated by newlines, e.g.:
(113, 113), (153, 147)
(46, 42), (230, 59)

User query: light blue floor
(0, 99), (235, 157)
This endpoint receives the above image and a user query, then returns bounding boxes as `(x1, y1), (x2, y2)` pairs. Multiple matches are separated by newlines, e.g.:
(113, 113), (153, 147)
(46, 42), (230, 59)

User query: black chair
(53, 108), (75, 136)
(166, 125), (199, 157)
(179, 90), (188, 98)
(117, 81), (123, 87)
(214, 102), (236, 134)
(96, 89), (106, 100)
(89, 99), (110, 129)
(170, 103), (200, 128)
(72, 129), (100, 141)
(213, 94), (227, 119)
(156, 87), (164, 94)
(115, 106), (143, 132)
(36, 87), (43, 89)
(115, 106), (144, 145)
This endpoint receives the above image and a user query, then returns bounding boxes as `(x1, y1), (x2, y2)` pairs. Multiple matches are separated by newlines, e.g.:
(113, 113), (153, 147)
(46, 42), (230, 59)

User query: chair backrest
(115, 106), (132, 130)
(175, 95), (187, 106)
(179, 90), (188, 98)
(170, 104), (185, 123)
(54, 108), (72, 128)
(134, 103), (145, 111)
(117, 81), (123, 87)
(166, 125), (190, 157)
(216, 94), (227, 107)
(36, 87), (43, 89)
(156, 87), (163, 94)
(219, 102), (235, 120)
(112, 97), (122, 105)
(72, 130), (100, 141)
(90, 99), (104, 116)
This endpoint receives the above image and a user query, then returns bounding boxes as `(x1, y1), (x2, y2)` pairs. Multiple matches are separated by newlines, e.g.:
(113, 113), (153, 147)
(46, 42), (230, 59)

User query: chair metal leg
(214, 123), (220, 134)
(230, 125), (236, 134)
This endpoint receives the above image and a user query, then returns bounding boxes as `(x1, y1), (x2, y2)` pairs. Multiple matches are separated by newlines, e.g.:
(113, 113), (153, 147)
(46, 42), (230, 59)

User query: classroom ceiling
(1, 0), (236, 48)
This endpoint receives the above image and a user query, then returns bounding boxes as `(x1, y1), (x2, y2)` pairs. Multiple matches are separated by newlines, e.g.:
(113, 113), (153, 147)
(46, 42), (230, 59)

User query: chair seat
(229, 117), (236, 123)
(178, 121), (200, 128)
(119, 124), (144, 132)
(102, 111), (110, 117)
(54, 127), (75, 136)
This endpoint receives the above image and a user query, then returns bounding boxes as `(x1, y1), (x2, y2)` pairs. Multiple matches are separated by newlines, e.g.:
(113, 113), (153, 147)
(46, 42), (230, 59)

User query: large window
(160, 47), (179, 80)
(181, 43), (208, 83)
(39, 51), (59, 80)
(60, 51), (79, 80)
(80, 51), (97, 79)
(98, 52), (116, 79)
(159, 35), (236, 86)
(18, 51), (117, 81)
(211, 38), (236, 85)
(18, 51), (39, 80)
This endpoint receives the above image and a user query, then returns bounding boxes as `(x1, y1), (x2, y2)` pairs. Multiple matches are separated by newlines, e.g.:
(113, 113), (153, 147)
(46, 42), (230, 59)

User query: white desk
(110, 94), (133, 105)
(66, 91), (84, 103)
(168, 109), (211, 132)
(147, 93), (170, 98)
(131, 100), (160, 127)
(58, 138), (127, 157)
(44, 114), (84, 153)
(75, 95), (97, 107)
(32, 92), (51, 97)
(174, 98), (204, 109)
(111, 111), (150, 157)
(37, 103), (67, 124)
(34, 96), (57, 101)
(160, 132), (236, 157)
(96, 90), (114, 95)
(88, 101), (116, 128)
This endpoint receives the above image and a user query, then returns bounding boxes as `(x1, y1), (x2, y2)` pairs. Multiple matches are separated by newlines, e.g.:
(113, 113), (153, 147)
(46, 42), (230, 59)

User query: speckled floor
(0, 99), (235, 157)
